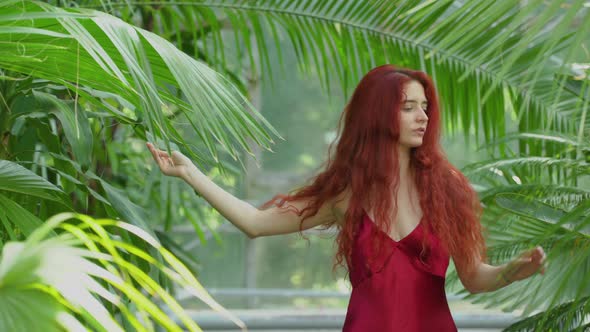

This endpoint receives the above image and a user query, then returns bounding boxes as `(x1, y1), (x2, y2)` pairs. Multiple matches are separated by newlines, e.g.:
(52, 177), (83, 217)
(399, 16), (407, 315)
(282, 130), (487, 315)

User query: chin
(399, 140), (424, 149)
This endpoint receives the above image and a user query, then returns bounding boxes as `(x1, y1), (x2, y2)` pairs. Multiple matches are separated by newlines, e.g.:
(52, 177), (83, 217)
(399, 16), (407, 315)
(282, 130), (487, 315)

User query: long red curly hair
(259, 64), (487, 276)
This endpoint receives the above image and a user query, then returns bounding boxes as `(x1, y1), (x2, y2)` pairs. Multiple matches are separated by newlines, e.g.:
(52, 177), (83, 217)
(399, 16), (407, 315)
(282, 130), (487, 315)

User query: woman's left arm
(455, 246), (547, 294)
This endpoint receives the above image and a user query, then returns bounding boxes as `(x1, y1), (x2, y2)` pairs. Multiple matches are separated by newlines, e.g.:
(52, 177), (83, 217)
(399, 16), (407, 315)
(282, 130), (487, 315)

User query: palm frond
(453, 194), (590, 327)
(0, 212), (247, 331)
(30, 91), (94, 169)
(0, 193), (46, 244)
(0, 160), (69, 205)
(76, 0), (589, 145)
(0, 0), (282, 172)
(478, 184), (590, 211)
(503, 295), (590, 332)
(476, 130), (590, 154)
(462, 156), (589, 186)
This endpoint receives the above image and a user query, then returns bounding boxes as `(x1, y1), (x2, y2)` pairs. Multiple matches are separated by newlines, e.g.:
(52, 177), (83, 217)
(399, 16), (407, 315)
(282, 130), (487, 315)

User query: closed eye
(403, 100), (428, 111)
(403, 104), (429, 112)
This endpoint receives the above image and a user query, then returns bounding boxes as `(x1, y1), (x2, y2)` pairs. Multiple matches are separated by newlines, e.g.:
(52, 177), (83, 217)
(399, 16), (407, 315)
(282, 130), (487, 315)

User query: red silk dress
(342, 210), (457, 332)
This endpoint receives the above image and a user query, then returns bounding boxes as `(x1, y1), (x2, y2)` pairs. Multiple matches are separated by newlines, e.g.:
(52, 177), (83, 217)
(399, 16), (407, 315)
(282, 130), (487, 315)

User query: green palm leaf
(0, 212), (247, 331)
(456, 194), (590, 330)
(30, 91), (94, 169)
(76, 0), (589, 145)
(0, 286), (69, 332)
(476, 131), (590, 153)
(0, 160), (69, 205)
(503, 295), (590, 332)
(478, 184), (590, 211)
(462, 157), (589, 184)
(0, 193), (46, 243)
(0, 0), (282, 170)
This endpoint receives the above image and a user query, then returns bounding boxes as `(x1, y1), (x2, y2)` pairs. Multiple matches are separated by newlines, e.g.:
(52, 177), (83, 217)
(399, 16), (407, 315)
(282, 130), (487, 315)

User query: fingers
(530, 246), (545, 265)
(538, 246), (547, 275)
(524, 246), (548, 275)
(519, 246), (544, 259)
(146, 142), (176, 169)
(147, 142), (166, 168)
(146, 142), (161, 164)
(500, 245), (549, 284)
(146, 142), (165, 159)
(509, 246), (549, 279)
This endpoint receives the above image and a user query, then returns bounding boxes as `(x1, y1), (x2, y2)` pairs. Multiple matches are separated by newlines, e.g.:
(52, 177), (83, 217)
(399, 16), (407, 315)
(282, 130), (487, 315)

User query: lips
(413, 128), (426, 134)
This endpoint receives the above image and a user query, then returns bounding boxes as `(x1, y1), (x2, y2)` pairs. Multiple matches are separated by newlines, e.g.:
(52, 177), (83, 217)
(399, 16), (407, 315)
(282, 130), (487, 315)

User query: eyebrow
(404, 99), (428, 104)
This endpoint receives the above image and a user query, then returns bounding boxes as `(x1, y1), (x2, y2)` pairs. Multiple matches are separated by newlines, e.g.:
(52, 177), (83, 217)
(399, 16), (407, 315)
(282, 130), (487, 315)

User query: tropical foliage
(0, 212), (245, 331)
(0, 0), (588, 331)
(453, 133), (590, 331)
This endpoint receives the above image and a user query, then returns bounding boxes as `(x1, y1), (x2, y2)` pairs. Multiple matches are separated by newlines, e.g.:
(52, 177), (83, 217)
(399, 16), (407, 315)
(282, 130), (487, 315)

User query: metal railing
(174, 288), (519, 331)
(177, 287), (463, 301)
(188, 309), (518, 330)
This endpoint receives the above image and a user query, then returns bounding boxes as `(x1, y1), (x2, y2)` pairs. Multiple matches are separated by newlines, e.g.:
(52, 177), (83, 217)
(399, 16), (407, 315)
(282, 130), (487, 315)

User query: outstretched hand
(503, 246), (547, 283)
(146, 142), (193, 178)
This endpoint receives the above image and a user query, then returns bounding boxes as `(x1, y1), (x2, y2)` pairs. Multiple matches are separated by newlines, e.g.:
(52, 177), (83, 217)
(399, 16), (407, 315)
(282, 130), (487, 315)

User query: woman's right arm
(147, 142), (339, 238)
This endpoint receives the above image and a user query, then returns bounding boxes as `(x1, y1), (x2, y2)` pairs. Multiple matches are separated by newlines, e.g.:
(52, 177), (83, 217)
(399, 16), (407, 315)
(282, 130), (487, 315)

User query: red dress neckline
(362, 209), (424, 243)
(343, 209), (456, 331)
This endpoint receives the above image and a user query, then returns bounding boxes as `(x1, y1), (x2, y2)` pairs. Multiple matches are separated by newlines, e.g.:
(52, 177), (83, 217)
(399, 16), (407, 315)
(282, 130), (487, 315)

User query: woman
(147, 65), (547, 331)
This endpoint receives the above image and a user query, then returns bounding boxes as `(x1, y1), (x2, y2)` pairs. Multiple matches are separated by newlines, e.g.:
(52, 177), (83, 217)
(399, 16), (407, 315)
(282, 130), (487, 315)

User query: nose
(417, 109), (428, 122)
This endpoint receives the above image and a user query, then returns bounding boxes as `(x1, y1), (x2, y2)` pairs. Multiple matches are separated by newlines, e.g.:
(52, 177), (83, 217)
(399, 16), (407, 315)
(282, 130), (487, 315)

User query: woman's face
(398, 80), (429, 149)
